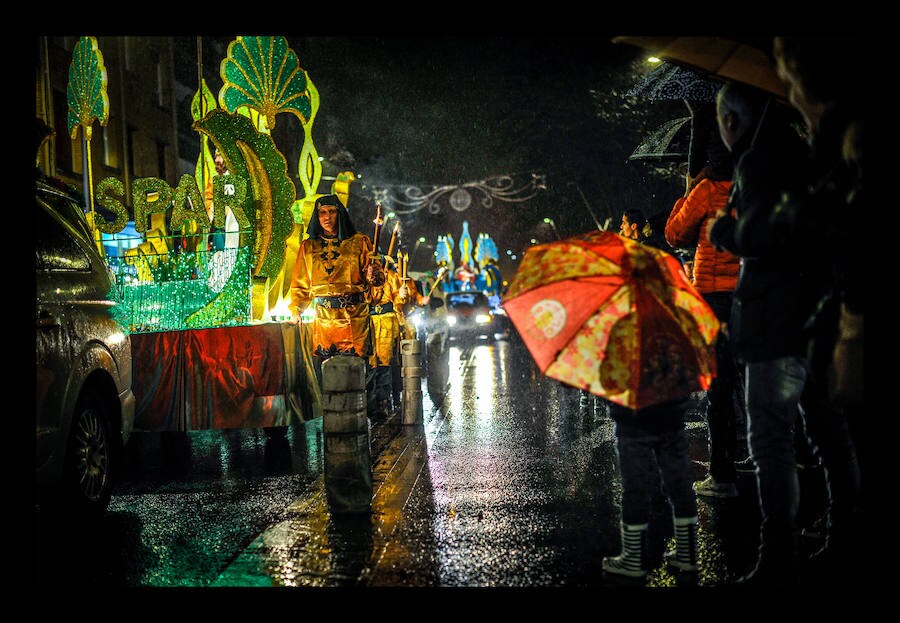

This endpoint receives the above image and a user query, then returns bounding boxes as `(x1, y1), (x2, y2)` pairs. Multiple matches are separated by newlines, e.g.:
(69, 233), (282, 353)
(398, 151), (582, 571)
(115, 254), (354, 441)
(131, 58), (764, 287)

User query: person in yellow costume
(290, 195), (384, 382)
(367, 257), (410, 419)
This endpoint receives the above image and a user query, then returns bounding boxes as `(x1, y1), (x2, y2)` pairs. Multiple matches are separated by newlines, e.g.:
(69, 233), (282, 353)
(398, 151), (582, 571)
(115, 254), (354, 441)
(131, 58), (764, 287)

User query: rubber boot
(665, 515), (698, 572)
(602, 522), (648, 578)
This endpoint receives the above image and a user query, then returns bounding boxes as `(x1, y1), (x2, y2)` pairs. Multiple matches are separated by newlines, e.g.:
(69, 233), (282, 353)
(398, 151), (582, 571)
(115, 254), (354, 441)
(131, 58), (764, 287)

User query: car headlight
(447, 315), (457, 326)
(475, 314), (491, 324)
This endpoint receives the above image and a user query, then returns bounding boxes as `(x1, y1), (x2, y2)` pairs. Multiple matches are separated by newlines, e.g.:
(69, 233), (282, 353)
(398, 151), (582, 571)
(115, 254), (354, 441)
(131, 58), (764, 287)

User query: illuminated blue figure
(435, 235), (457, 293)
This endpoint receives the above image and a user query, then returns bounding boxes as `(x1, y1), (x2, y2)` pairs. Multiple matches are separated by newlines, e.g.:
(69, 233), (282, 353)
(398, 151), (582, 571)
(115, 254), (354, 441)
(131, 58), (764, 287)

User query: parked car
(35, 176), (135, 518)
(444, 290), (507, 342)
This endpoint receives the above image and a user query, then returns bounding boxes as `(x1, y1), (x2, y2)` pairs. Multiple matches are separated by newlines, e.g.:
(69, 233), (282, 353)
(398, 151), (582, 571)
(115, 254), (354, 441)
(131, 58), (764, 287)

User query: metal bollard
(400, 338), (423, 425)
(321, 356), (372, 514)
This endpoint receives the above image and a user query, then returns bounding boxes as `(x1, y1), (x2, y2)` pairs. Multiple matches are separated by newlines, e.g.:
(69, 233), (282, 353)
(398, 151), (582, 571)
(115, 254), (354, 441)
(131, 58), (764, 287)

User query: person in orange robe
(290, 195), (384, 382)
(367, 257), (410, 418)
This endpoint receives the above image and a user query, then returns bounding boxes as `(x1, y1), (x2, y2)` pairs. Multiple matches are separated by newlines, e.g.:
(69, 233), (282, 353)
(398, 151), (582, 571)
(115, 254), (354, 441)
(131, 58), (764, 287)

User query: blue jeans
(745, 356), (808, 563)
(615, 427), (697, 524)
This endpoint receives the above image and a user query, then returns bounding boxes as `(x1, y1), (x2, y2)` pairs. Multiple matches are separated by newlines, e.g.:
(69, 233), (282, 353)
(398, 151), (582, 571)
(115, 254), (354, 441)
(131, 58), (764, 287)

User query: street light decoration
(66, 36), (109, 142)
(371, 173), (546, 215)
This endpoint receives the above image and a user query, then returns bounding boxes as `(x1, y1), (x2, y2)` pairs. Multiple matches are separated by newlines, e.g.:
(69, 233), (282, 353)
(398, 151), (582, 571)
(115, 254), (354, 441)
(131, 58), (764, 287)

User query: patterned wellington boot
(602, 522), (648, 578)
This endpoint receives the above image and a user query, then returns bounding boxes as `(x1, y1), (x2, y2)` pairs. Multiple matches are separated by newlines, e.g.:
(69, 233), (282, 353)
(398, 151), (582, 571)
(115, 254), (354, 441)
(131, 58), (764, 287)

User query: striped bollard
(321, 356), (372, 514)
(400, 338), (423, 425)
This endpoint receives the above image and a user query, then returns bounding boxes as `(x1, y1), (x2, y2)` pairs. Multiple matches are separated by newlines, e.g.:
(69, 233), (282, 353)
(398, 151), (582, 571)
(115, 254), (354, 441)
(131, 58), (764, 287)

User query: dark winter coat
(708, 106), (831, 363)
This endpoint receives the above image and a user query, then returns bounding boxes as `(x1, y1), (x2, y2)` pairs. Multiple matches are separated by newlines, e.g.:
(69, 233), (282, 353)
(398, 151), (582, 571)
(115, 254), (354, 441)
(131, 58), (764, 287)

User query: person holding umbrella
(503, 228), (721, 582)
(770, 35), (863, 574)
(707, 81), (828, 588)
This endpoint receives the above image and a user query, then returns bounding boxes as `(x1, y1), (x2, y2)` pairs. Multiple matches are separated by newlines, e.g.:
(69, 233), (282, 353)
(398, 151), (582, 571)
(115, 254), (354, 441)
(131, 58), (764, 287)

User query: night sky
(182, 34), (694, 276)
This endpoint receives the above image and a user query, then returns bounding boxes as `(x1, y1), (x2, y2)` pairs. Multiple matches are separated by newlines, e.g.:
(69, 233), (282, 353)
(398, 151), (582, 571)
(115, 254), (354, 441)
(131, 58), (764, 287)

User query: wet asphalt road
(34, 332), (863, 593)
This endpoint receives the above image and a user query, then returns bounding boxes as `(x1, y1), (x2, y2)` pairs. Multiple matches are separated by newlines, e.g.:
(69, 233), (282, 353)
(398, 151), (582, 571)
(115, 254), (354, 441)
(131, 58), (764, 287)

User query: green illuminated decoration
(185, 248), (253, 329)
(94, 177), (130, 233)
(172, 174), (210, 234)
(218, 36), (312, 130)
(192, 78), (219, 193)
(111, 246), (252, 333)
(194, 110), (296, 280)
(296, 76), (321, 201)
(133, 177), (175, 233)
(66, 36), (109, 141)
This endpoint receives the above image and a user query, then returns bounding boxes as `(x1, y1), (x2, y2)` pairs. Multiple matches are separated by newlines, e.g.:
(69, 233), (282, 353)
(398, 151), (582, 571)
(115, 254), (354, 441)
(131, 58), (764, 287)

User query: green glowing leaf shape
(193, 79), (219, 196)
(194, 110), (296, 280)
(185, 248), (253, 329)
(67, 36), (109, 141)
(218, 36), (312, 130)
(296, 75), (321, 199)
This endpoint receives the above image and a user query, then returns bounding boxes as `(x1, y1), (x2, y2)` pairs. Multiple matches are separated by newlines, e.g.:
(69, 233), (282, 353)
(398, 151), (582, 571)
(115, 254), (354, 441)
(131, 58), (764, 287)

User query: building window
(102, 124), (119, 169)
(127, 126), (138, 178)
(157, 140), (168, 181)
(52, 89), (73, 174)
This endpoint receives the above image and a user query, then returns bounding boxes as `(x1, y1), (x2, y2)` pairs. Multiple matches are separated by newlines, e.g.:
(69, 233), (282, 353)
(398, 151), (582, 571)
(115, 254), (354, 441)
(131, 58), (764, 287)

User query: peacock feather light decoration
(66, 36), (109, 142)
(218, 36), (321, 222)
(218, 36), (312, 130)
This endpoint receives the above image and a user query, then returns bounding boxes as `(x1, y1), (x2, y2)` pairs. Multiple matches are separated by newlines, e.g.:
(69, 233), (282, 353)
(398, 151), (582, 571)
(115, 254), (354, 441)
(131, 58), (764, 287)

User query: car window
(35, 202), (91, 272)
(448, 292), (489, 307)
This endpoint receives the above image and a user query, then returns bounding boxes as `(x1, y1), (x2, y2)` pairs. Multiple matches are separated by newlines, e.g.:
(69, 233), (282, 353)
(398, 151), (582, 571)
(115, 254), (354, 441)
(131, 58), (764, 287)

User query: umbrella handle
(749, 96), (772, 149)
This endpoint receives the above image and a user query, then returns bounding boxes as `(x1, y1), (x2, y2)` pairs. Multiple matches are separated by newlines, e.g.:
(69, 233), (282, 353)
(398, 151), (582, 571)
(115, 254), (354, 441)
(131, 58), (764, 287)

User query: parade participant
(290, 194), (384, 382)
(367, 256), (409, 419)
(204, 148), (238, 253)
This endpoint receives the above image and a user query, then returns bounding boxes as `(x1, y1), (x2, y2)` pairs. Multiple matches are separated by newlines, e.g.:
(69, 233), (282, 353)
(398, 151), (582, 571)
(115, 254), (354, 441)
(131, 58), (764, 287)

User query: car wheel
(61, 390), (118, 516)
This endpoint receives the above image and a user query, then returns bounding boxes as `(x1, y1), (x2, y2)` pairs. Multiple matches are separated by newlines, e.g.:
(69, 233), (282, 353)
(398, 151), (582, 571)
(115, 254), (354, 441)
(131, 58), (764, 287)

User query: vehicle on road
(444, 290), (508, 343)
(35, 176), (135, 518)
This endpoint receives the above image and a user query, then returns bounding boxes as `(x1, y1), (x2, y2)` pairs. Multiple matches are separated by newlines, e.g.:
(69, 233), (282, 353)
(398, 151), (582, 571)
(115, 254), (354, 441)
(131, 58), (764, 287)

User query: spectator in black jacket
(707, 81), (829, 587)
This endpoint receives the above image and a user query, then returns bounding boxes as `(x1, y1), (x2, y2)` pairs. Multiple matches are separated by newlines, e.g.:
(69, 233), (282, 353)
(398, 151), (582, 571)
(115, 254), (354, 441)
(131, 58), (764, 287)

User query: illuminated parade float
(65, 35), (345, 431)
(59, 35), (514, 433)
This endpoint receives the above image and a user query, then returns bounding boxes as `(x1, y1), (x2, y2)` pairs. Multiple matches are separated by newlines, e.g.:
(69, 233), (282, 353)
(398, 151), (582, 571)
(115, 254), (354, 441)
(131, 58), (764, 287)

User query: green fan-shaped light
(66, 36), (109, 141)
(218, 36), (312, 130)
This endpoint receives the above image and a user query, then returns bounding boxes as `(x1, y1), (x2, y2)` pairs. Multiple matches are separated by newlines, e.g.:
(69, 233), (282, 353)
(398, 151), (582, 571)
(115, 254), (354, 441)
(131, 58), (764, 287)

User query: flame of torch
(372, 203), (384, 254)
(426, 266), (447, 297)
(386, 222), (400, 259)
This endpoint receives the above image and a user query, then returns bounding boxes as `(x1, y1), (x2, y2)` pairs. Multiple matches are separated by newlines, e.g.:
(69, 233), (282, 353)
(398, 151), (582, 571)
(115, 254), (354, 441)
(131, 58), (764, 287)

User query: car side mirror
(430, 298), (444, 311)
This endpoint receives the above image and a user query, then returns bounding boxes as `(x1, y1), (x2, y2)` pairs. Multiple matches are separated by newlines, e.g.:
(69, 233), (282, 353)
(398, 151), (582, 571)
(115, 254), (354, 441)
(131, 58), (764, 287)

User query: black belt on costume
(369, 302), (394, 315)
(314, 292), (365, 309)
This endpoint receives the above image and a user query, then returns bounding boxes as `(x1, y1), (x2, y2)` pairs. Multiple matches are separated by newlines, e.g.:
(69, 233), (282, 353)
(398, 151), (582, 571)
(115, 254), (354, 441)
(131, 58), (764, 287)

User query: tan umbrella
(613, 36), (786, 100)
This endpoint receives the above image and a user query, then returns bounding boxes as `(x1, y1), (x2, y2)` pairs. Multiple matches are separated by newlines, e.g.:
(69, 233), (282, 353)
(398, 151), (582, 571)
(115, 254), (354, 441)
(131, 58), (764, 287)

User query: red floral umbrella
(503, 230), (720, 410)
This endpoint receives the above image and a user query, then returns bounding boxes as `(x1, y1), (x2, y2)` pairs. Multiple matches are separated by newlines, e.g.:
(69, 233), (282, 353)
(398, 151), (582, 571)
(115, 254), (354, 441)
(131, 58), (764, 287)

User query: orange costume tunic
(368, 268), (410, 367)
(290, 232), (377, 358)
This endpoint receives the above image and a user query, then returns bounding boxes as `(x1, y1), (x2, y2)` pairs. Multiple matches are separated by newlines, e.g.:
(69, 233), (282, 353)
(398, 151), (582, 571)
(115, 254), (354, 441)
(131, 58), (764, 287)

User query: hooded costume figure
(290, 194), (382, 359)
(366, 255), (410, 417)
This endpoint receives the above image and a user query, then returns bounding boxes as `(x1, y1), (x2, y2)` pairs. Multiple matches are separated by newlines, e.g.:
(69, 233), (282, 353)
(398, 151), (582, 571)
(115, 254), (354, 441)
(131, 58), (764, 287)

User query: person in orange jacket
(665, 139), (743, 500)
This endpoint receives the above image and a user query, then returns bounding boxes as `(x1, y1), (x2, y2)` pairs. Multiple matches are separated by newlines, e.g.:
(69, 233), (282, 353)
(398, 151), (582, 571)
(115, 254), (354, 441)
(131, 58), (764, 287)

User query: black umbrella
(626, 61), (722, 102)
(628, 116), (691, 162)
